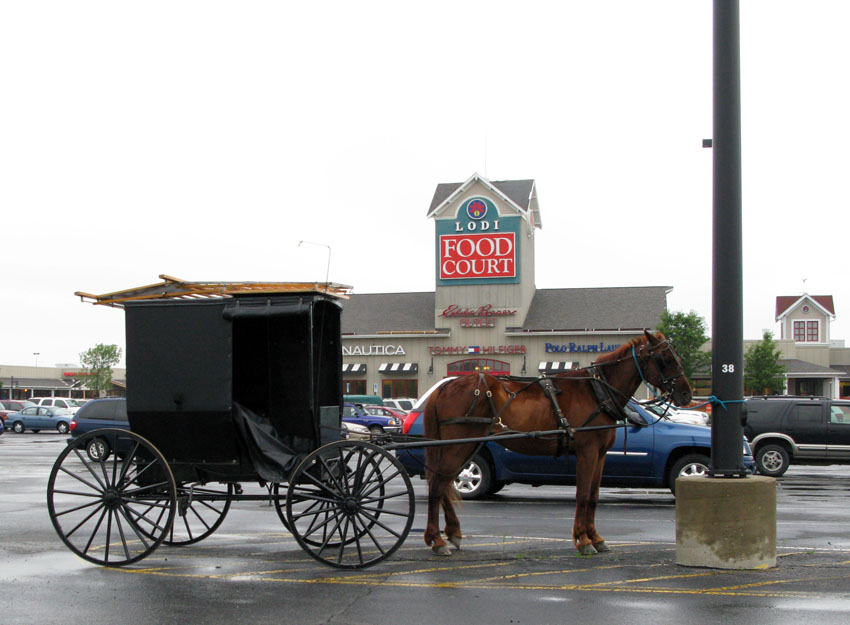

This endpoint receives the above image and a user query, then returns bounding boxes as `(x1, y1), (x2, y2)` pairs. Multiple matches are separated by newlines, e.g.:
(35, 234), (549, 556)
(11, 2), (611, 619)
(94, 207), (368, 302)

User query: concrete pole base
(676, 475), (776, 570)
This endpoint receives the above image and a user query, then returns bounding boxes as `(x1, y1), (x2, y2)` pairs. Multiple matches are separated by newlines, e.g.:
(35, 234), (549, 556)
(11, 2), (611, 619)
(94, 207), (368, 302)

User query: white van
(383, 397), (416, 412)
(32, 397), (85, 415)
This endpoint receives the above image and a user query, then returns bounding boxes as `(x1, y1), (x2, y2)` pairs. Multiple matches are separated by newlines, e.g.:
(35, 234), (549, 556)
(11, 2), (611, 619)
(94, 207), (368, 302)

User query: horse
(422, 330), (692, 556)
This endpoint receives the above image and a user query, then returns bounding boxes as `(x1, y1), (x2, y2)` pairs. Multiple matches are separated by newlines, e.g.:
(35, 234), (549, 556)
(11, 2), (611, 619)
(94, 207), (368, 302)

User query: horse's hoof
(433, 544), (453, 556)
(449, 536), (462, 550)
(577, 544), (596, 556)
(592, 541), (610, 553)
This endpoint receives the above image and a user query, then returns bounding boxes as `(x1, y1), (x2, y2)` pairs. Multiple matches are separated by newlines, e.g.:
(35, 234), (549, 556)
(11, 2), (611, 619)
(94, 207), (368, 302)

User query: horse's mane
(592, 331), (665, 365)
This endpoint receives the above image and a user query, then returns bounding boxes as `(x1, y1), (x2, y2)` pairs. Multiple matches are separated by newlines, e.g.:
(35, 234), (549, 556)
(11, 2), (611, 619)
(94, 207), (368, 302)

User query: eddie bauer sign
(440, 304), (517, 328)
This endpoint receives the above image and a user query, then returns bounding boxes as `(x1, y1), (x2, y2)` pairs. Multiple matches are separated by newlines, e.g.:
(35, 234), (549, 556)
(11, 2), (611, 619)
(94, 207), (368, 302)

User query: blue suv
(68, 398), (129, 461)
(396, 393), (753, 498)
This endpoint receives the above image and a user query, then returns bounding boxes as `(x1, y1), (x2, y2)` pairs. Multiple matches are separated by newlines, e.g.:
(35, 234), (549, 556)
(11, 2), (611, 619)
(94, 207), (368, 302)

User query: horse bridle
(630, 339), (687, 396)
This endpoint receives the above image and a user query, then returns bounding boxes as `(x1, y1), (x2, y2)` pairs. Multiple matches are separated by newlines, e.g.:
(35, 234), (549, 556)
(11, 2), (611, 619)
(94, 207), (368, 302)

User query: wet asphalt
(2, 433), (849, 625)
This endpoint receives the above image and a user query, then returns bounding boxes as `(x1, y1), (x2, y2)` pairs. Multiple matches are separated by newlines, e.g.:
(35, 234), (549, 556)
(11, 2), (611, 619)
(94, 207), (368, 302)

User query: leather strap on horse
(437, 373), (512, 429)
(538, 377), (574, 457)
(585, 368), (633, 426)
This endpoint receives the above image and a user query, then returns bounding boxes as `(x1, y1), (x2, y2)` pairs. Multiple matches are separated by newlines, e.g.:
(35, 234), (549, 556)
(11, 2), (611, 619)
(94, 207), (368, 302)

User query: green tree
(744, 331), (786, 395)
(79, 343), (122, 397)
(656, 310), (710, 382)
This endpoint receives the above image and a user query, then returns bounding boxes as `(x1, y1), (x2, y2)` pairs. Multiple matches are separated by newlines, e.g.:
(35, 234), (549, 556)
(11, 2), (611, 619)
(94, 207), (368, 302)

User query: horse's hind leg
(442, 493), (462, 550)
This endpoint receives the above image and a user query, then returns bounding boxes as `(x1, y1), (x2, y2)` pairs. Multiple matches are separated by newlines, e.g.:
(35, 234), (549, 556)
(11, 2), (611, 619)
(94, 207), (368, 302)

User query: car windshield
(67, 399), (84, 407)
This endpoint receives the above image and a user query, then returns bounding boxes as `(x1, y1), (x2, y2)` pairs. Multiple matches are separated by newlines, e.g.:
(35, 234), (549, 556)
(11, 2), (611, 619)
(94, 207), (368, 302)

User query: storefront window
(344, 380), (366, 395)
(446, 359), (510, 376)
(382, 379), (418, 399)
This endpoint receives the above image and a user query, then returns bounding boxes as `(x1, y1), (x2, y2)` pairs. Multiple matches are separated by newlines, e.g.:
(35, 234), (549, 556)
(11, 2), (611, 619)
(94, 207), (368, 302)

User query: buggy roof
(75, 274), (352, 308)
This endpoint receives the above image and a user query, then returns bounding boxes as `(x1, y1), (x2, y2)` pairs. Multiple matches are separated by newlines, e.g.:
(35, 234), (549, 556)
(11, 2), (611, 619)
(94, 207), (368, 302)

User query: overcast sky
(2, 1), (848, 368)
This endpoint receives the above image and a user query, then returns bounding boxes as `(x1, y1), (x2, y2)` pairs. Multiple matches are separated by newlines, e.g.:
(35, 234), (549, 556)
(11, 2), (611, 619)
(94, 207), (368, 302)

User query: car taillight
(402, 410), (421, 435)
(69, 420), (77, 432)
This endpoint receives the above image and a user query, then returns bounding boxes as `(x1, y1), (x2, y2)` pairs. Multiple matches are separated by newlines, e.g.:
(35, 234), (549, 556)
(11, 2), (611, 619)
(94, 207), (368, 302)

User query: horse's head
(637, 330), (693, 406)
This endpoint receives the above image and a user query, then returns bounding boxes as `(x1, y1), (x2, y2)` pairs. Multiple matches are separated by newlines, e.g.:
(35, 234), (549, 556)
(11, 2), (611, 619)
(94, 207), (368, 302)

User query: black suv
(744, 396), (850, 476)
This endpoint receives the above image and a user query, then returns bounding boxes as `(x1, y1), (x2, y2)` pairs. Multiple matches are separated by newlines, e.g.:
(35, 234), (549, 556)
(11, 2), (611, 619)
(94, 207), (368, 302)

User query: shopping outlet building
(339, 173), (671, 400)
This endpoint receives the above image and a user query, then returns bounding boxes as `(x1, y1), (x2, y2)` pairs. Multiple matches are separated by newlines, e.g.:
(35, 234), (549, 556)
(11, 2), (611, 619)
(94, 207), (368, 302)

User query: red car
(363, 405), (408, 420)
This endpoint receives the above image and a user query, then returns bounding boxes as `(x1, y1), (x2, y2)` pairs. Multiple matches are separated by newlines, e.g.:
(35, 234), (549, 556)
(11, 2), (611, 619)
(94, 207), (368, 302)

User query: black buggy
(47, 276), (415, 569)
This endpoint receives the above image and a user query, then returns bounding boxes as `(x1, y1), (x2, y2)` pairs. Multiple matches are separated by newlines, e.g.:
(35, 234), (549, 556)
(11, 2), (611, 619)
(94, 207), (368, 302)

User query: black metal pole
(711, 0), (747, 476)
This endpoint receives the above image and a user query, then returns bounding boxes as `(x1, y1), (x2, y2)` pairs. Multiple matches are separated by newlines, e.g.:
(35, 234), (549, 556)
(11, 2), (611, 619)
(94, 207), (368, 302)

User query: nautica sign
(343, 345), (406, 356)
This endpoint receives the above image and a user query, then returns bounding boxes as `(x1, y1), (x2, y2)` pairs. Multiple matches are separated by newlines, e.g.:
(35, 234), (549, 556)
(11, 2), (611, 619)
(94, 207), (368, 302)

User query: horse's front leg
(572, 447), (597, 555)
(586, 450), (610, 553)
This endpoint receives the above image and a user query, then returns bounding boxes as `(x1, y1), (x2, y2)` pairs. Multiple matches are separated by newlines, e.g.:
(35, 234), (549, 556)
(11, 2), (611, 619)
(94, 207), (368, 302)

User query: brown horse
(422, 330), (692, 556)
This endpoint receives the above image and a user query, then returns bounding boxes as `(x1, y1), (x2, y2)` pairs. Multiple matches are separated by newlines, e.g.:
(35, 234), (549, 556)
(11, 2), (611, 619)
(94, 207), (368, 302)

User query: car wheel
(369, 425), (384, 436)
(668, 453), (710, 494)
(755, 444), (790, 477)
(57, 422), (69, 434)
(454, 454), (493, 500)
(86, 437), (111, 462)
(12, 421), (25, 433)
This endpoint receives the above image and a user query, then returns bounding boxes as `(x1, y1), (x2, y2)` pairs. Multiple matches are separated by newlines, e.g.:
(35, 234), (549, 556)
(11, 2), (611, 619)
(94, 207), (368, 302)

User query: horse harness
(435, 372), (629, 458)
(434, 338), (682, 454)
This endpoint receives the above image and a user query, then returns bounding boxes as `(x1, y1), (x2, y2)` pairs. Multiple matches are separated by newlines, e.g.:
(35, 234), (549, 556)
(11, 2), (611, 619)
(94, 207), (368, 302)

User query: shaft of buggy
(383, 423), (625, 451)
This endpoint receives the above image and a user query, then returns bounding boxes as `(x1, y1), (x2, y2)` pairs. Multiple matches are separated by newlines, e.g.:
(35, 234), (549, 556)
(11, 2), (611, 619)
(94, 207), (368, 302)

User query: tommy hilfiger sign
(428, 345), (527, 355)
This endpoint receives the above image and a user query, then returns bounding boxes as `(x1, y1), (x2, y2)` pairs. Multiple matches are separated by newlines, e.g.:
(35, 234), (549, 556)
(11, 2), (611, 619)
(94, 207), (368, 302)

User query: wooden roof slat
(76, 275), (352, 307)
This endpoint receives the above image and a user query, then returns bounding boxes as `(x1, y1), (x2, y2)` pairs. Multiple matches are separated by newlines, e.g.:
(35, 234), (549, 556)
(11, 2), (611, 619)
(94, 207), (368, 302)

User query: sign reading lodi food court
(436, 196), (521, 285)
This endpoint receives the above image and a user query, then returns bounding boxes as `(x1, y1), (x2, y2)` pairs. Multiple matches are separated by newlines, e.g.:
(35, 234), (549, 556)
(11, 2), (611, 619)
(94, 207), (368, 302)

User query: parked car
(31, 397), (85, 414)
(384, 397), (416, 412)
(642, 401), (710, 426)
(68, 398), (129, 461)
(0, 399), (36, 423)
(342, 403), (402, 435)
(363, 405), (408, 419)
(4, 405), (73, 434)
(341, 421), (371, 441)
(343, 395), (384, 407)
(397, 378), (753, 498)
(744, 395), (850, 477)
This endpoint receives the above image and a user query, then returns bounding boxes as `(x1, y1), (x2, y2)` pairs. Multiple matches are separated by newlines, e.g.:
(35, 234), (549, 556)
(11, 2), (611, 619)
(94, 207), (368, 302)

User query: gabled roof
(520, 286), (671, 331)
(340, 286), (669, 336)
(340, 292), (438, 335)
(775, 294), (835, 320)
(427, 173), (541, 228)
(778, 359), (844, 377)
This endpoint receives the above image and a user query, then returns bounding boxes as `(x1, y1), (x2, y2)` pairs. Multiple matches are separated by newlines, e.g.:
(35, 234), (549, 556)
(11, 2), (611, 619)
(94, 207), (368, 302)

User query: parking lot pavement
(3, 434), (850, 624)
(72, 530), (850, 600)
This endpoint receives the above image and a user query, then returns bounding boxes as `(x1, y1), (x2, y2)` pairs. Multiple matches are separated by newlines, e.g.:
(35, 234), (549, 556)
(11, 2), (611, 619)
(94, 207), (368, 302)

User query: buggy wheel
(141, 482), (234, 546)
(286, 440), (414, 569)
(46, 429), (177, 567)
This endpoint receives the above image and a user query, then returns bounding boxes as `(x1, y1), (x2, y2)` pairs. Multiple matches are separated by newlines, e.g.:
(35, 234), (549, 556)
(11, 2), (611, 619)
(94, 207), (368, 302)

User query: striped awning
(342, 363), (366, 375)
(538, 361), (577, 373)
(379, 362), (419, 375)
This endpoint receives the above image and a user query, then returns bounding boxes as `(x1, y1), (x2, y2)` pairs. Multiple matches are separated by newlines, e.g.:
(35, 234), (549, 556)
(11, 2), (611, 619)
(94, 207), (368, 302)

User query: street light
(298, 241), (332, 291)
(33, 352), (40, 367)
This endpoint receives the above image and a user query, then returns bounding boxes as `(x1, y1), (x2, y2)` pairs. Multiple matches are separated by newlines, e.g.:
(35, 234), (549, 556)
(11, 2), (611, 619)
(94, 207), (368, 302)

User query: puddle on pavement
(0, 551), (92, 580)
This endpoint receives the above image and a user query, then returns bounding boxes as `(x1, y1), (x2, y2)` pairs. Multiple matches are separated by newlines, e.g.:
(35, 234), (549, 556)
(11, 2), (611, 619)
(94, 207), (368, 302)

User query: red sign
(439, 233), (516, 280)
(440, 304), (518, 318)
